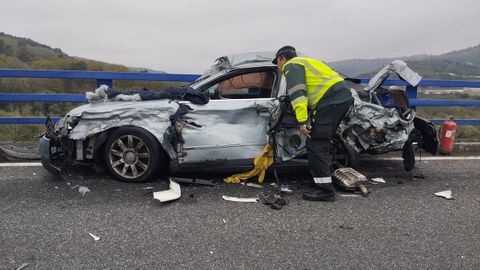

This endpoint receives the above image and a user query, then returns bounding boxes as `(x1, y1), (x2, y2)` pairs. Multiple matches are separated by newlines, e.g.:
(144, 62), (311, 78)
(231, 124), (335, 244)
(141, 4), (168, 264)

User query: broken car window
(206, 71), (275, 99)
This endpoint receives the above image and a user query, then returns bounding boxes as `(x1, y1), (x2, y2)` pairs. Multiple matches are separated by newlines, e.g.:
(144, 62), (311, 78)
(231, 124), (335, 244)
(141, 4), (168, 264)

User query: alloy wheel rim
(109, 135), (151, 179)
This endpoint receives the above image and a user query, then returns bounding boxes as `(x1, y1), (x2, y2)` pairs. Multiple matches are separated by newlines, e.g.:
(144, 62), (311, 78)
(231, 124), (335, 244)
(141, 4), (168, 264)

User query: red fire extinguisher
(439, 116), (457, 155)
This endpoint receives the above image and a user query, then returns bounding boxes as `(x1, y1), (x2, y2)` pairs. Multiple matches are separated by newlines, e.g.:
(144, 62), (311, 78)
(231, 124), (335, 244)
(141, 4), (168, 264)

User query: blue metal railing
(1, 69), (479, 125)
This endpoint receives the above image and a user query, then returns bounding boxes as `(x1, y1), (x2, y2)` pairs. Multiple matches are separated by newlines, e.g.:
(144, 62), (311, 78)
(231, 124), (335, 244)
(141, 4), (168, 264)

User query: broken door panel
(269, 96), (307, 161)
(179, 98), (277, 164)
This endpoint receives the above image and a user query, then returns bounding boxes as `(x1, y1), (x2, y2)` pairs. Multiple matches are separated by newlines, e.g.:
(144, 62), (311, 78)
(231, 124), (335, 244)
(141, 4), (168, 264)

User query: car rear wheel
(105, 127), (164, 182)
(332, 134), (359, 170)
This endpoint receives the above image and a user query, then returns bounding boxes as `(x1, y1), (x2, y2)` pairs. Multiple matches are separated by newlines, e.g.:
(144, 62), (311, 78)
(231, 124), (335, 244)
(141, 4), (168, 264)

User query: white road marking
(0, 162), (42, 167)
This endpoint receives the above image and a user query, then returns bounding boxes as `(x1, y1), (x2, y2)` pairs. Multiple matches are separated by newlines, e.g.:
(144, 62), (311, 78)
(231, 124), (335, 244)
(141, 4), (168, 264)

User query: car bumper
(38, 136), (61, 173)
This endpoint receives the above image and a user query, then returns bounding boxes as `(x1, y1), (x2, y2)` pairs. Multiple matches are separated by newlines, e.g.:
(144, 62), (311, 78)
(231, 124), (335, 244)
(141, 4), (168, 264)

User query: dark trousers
(306, 100), (353, 180)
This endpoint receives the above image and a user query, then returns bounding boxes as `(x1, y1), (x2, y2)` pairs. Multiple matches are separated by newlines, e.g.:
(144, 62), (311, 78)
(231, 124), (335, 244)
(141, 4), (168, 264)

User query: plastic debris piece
(78, 186), (91, 196)
(88, 233), (100, 241)
(222, 196), (258, 203)
(435, 190), (453, 200)
(246, 183), (263, 189)
(339, 194), (361, 197)
(71, 185), (79, 190)
(16, 263), (29, 270)
(153, 180), (181, 202)
(222, 219), (227, 224)
(143, 186), (154, 190)
(340, 225), (354, 230)
(371, 177), (386, 183)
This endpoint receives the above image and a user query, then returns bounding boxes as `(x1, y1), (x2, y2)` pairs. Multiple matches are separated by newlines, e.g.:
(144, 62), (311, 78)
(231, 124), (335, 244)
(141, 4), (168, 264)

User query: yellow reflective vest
(282, 57), (344, 123)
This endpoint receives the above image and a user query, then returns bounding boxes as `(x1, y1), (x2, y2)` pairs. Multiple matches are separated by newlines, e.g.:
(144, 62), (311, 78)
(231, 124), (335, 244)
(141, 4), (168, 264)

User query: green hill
(329, 44), (480, 80)
(0, 32), (129, 73)
(0, 32), (180, 142)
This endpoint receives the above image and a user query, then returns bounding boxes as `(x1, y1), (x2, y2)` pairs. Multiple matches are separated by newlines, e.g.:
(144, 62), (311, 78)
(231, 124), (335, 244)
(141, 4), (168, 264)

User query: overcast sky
(1, 0), (479, 73)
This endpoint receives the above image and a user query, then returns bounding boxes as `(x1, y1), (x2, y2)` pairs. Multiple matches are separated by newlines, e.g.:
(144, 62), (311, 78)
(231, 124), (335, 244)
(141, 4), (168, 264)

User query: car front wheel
(105, 127), (163, 182)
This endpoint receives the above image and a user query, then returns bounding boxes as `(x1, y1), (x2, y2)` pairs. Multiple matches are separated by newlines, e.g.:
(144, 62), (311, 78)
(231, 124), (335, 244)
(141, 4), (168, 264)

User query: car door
(178, 68), (280, 165)
(268, 90), (307, 162)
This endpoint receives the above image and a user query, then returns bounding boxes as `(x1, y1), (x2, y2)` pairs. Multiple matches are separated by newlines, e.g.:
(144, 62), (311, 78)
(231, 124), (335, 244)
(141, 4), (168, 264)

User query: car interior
(204, 71), (276, 99)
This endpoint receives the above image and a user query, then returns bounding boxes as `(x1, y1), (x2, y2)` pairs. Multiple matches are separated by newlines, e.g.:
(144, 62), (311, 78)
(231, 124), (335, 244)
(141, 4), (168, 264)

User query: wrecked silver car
(39, 52), (438, 182)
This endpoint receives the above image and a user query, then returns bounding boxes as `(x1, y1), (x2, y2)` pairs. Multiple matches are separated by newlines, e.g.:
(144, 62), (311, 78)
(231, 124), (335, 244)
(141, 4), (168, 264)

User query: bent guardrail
(1, 69), (479, 125)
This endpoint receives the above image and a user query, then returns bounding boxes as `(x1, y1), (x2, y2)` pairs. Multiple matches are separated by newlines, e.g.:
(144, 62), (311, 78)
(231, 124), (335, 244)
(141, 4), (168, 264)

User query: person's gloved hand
(299, 124), (311, 139)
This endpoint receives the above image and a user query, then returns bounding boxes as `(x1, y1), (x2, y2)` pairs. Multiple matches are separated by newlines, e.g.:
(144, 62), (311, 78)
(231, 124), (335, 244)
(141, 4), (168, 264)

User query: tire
(104, 126), (166, 182)
(331, 135), (359, 170)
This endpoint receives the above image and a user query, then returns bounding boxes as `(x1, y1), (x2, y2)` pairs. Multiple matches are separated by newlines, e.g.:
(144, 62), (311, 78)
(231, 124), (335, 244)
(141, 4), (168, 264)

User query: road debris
(78, 186), (91, 196)
(222, 219), (227, 224)
(339, 194), (362, 197)
(332, 168), (369, 196)
(434, 190), (453, 200)
(88, 233), (101, 241)
(270, 183), (293, 193)
(15, 263), (29, 270)
(371, 177), (386, 184)
(222, 196), (258, 203)
(143, 186), (154, 190)
(153, 180), (181, 202)
(258, 193), (288, 210)
(339, 225), (354, 230)
(242, 182), (263, 189)
(173, 177), (215, 186)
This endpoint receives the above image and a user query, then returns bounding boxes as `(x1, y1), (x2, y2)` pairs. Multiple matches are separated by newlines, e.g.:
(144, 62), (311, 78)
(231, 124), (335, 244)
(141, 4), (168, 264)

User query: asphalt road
(0, 158), (479, 270)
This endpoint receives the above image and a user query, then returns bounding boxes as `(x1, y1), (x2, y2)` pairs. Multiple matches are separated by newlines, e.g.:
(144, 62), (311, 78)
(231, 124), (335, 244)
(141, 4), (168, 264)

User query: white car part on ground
(153, 180), (181, 202)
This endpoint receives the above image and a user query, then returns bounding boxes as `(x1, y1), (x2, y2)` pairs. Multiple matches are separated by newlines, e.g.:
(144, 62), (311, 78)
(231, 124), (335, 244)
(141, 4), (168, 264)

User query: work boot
(302, 183), (336, 202)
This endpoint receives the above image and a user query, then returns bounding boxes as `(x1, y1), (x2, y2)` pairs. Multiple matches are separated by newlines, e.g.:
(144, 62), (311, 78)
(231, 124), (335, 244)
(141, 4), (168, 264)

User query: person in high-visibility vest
(273, 46), (353, 202)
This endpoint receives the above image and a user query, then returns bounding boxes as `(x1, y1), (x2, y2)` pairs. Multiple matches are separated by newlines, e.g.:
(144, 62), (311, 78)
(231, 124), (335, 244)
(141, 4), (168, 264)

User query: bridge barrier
(1, 69), (479, 125)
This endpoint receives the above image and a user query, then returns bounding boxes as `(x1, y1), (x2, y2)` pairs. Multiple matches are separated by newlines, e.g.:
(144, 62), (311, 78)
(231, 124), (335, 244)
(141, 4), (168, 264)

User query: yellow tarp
(224, 144), (273, 184)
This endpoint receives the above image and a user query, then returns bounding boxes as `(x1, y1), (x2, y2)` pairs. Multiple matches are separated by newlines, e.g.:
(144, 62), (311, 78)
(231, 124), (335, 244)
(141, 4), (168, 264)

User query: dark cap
(272, 45), (296, 64)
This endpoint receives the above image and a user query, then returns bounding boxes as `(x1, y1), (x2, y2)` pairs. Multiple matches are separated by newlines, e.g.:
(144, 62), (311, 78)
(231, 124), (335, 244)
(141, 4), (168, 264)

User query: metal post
(406, 86), (417, 110)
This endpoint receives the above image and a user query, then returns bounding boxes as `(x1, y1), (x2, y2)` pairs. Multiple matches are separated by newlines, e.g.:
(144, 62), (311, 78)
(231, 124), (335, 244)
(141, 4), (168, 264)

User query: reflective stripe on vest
(284, 57), (343, 108)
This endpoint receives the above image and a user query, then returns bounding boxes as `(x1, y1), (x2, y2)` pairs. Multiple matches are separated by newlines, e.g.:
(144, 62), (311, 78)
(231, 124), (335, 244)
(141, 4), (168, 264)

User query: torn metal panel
(365, 60), (422, 92)
(332, 167), (369, 196)
(339, 89), (415, 154)
(59, 100), (178, 158)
